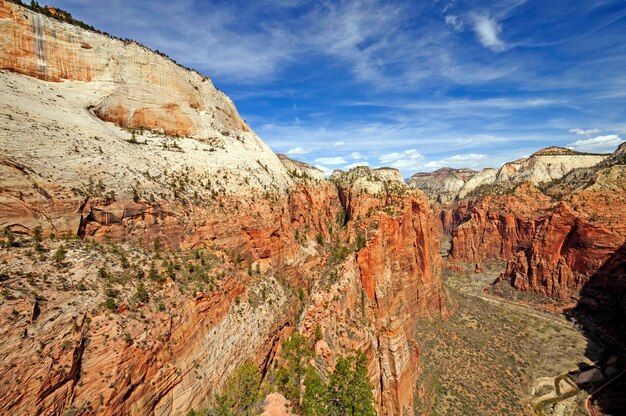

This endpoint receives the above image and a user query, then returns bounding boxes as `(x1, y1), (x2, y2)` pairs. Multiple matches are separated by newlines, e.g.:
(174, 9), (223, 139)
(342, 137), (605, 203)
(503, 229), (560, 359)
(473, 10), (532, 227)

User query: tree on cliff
(275, 333), (313, 405)
(302, 366), (327, 416)
(212, 362), (261, 416)
(274, 333), (376, 416)
(326, 351), (376, 416)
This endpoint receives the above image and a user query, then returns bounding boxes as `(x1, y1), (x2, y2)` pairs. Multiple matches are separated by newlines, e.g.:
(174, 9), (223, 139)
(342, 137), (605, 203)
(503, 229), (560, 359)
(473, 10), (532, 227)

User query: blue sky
(47, 0), (626, 175)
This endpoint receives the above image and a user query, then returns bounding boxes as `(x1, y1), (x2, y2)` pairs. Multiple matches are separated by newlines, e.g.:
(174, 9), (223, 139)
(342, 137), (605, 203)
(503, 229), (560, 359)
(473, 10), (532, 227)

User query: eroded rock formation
(441, 144), (626, 301)
(0, 2), (445, 415)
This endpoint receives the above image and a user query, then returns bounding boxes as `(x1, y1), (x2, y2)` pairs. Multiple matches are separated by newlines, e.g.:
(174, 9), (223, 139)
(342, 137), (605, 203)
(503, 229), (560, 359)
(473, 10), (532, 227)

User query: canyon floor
(414, 244), (624, 416)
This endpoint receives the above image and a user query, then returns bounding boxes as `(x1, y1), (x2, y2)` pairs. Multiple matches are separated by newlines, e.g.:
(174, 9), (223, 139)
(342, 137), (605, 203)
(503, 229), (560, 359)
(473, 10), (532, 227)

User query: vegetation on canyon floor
(413, 264), (597, 415)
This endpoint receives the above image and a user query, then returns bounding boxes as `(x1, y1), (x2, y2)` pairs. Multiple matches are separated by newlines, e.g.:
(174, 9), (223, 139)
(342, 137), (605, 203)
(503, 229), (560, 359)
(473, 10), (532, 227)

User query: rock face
(0, 3), (445, 415)
(504, 202), (623, 299)
(409, 146), (608, 202)
(502, 146), (626, 299)
(0, 0), (250, 137)
(299, 167), (445, 415)
(449, 183), (553, 262)
(278, 154), (326, 182)
(445, 144), (626, 301)
(408, 168), (489, 204)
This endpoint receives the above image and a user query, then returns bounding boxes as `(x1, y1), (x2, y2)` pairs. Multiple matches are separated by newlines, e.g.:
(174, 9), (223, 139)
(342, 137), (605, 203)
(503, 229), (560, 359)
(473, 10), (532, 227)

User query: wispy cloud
(569, 128), (601, 136)
(315, 156), (347, 165)
(286, 147), (311, 155)
(47, 0), (626, 176)
(424, 153), (487, 169)
(348, 152), (366, 160)
(470, 13), (505, 51)
(445, 14), (464, 31)
(379, 149), (424, 170)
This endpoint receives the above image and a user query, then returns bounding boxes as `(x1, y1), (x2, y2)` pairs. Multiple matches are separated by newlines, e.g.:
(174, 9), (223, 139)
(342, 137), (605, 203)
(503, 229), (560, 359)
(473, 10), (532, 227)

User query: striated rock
(408, 167), (493, 204)
(0, 0), (250, 137)
(331, 166), (406, 195)
(296, 167), (445, 415)
(449, 183), (552, 262)
(505, 198), (626, 299)
(444, 144), (626, 303)
(0, 4), (447, 416)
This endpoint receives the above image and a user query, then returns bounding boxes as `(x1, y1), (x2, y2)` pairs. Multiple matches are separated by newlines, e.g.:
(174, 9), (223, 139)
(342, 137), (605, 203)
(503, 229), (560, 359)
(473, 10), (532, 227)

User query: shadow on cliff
(565, 241), (626, 414)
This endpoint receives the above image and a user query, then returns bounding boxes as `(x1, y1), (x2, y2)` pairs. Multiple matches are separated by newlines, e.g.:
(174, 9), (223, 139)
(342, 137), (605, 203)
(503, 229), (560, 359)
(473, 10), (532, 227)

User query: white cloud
(379, 149), (423, 170)
(344, 161), (370, 170)
(447, 153), (487, 163)
(445, 15), (464, 31)
(348, 151), (366, 159)
(567, 135), (623, 153)
(470, 13), (505, 51)
(569, 128), (601, 136)
(286, 146), (311, 155)
(423, 153), (487, 169)
(314, 164), (332, 175)
(315, 156), (347, 165)
(333, 141), (345, 146)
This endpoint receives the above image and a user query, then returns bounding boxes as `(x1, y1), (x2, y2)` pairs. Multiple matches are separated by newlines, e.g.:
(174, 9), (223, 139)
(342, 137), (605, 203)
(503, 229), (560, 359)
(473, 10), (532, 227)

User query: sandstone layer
(0, 2), (445, 415)
(444, 144), (626, 302)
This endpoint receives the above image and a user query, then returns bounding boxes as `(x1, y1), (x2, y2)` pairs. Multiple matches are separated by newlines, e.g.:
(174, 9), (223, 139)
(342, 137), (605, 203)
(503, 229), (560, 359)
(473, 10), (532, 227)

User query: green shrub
(52, 244), (67, 266)
(210, 362), (261, 416)
(328, 351), (376, 416)
(2, 229), (15, 247)
(134, 283), (149, 303)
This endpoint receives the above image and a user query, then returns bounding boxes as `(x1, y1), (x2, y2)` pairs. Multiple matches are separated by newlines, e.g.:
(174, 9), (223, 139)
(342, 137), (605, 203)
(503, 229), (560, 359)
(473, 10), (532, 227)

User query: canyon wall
(323, 168), (445, 415)
(0, 2), (445, 415)
(442, 145), (626, 301)
(0, 0), (249, 137)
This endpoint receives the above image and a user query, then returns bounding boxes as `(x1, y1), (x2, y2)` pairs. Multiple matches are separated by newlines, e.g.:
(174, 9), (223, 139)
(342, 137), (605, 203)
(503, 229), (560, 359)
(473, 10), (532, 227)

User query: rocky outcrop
(504, 202), (624, 299)
(278, 154), (326, 182)
(408, 168), (492, 204)
(446, 144), (626, 302)
(297, 167), (445, 415)
(261, 393), (292, 416)
(0, 0), (251, 137)
(502, 145), (626, 299)
(449, 183), (552, 262)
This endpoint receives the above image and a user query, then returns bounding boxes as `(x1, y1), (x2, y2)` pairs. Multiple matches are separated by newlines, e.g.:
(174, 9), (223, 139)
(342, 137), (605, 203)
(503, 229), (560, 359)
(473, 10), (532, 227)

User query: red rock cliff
(0, 4), (446, 416)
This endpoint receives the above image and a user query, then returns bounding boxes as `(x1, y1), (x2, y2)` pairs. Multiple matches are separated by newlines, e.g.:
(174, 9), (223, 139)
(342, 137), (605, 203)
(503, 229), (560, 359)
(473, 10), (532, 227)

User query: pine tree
(327, 351), (376, 416)
(302, 366), (328, 416)
(328, 356), (353, 416)
(276, 333), (313, 406)
(52, 244), (67, 267)
(349, 351), (376, 416)
(212, 362), (260, 416)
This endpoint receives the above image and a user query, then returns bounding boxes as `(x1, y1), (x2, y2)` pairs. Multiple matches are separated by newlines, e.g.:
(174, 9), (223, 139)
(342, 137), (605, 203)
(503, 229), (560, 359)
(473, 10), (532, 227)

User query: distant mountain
(408, 146), (610, 202)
